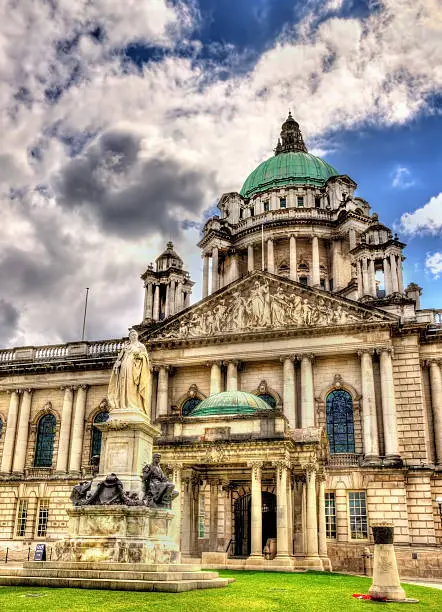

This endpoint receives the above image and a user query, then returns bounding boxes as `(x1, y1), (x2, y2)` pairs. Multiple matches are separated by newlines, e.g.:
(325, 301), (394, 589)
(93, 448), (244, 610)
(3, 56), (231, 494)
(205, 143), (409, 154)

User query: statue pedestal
(55, 505), (180, 564)
(97, 413), (160, 496)
(368, 522), (407, 602)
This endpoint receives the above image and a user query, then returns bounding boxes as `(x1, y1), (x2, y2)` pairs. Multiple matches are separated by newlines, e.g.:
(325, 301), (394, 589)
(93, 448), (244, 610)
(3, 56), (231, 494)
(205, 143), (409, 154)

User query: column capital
(153, 363), (170, 372)
(6, 388), (23, 395)
(422, 358), (442, 368)
(247, 460), (264, 478)
(223, 359), (241, 367)
(303, 461), (318, 475)
(280, 354), (296, 363)
(296, 352), (315, 363)
(273, 460), (290, 478)
(357, 348), (375, 358)
(376, 346), (394, 357)
(206, 360), (223, 368)
(60, 385), (75, 392)
(78, 384), (89, 391)
(316, 471), (327, 483)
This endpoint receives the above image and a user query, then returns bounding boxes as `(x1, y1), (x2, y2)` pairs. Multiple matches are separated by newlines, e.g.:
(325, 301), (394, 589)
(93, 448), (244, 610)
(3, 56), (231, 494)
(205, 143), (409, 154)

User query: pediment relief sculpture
(150, 273), (394, 341)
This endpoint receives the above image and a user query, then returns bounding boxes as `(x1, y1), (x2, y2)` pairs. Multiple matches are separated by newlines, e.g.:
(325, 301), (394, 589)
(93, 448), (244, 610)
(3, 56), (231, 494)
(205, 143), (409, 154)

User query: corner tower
(141, 242), (194, 322)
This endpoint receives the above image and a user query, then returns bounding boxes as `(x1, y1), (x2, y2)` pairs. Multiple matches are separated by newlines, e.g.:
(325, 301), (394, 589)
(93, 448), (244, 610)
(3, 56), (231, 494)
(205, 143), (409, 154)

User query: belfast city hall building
(1, 114), (442, 576)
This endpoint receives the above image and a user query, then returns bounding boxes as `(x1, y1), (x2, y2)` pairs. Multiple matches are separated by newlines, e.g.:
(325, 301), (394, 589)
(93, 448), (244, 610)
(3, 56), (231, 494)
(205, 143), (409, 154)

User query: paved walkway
(402, 579), (442, 590)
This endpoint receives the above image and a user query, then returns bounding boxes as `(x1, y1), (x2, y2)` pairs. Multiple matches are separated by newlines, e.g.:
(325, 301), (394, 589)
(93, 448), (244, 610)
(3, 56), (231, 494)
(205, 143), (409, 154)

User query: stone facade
(0, 115), (442, 575)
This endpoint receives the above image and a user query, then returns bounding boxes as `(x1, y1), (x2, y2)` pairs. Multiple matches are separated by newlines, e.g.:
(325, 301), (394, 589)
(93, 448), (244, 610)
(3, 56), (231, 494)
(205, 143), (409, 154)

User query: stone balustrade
(0, 338), (126, 365)
(234, 207), (334, 233)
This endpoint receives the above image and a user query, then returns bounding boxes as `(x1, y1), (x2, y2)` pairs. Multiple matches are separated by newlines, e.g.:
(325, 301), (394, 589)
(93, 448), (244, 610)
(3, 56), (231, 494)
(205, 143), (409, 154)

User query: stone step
(23, 561), (202, 572)
(0, 575), (231, 592)
(0, 567), (220, 581)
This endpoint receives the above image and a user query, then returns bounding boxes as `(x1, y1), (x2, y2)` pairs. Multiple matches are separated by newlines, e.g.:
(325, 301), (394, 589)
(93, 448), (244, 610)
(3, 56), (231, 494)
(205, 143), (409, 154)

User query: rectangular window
(297, 196), (304, 207)
(279, 197), (286, 208)
(315, 197), (321, 208)
(320, 278), (326, 289)
(263, 201), (270, 212)
(325, 492), (336, 539)
(36, 500), (49, 538)
(239, 208), (243, 219)
(198, 493), (205, 538)
(349, 491), (368, 539)
(299, 276), (308, 286)
(250, 207), (255, 217)
(15, 500), (28, 538)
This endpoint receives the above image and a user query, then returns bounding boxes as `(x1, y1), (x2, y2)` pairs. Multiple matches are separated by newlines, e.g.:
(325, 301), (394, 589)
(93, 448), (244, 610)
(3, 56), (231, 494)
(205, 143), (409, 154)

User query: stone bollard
(368, 521), (406, 602)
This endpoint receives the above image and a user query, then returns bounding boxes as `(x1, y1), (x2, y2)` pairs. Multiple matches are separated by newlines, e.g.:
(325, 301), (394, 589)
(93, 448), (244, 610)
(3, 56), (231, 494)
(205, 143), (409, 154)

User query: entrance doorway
(233, 492), (277, 557)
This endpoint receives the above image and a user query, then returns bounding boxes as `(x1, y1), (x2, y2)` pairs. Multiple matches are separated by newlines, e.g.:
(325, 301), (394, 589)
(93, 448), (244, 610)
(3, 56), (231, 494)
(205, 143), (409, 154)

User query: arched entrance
(233, 492), (277, 557)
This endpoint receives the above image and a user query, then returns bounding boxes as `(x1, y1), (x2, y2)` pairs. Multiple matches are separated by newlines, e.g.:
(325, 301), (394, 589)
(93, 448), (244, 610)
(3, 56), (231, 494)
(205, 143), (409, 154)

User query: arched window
(326, 389), (355, 453)
(182, 397), (201, 416)
(34, 414), (56, 467)
(257, 394), (276, 409)
(91, 411), (109, 459)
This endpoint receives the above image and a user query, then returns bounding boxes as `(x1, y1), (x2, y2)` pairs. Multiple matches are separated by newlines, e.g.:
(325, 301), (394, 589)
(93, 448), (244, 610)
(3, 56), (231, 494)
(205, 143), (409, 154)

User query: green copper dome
(240, 151), (339, 199)
(190, 391), (273, 418)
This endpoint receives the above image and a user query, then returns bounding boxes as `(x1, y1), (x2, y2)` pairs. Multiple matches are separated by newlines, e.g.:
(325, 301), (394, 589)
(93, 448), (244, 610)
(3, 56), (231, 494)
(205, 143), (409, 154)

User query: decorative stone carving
(71, 473), (143, 506)
(150, 273), (391, 341)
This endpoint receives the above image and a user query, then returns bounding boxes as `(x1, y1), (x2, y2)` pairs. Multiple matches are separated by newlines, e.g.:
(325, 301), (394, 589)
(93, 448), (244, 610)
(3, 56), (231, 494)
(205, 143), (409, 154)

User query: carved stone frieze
(149, 272), (392, 341)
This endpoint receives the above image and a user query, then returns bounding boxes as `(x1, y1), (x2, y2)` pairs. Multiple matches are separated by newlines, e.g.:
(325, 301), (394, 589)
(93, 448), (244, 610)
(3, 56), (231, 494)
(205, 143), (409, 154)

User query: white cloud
(400, 192), (442, 235)
(1, 0), (442, 345)
(391, 166), (415, 189)
(426, 252), (442, 279)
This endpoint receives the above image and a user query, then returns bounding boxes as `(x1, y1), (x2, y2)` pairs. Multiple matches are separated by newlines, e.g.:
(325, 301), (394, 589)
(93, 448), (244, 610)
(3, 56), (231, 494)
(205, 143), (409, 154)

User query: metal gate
(234, 494), (251, 556)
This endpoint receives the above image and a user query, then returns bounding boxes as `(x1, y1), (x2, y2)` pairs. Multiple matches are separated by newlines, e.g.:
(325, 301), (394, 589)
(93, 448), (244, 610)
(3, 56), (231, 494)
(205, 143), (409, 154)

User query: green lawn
(0, 571), (440, 612)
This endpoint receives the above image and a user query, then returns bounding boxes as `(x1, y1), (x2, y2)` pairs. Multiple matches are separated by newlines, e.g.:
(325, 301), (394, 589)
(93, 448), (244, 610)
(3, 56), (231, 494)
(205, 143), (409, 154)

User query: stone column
(378, 348), (401, 466)
(146, 367), (154, 422)
(311, 236), (320, 286)
(305, 464), (319, 559)
(68, 385), (88, 474)
(281, 355), (296, 428)
(211, 247), (219, 294)
(247, 244), (254, 273)
(164, 282), (171, 318)
(331, 239), (342, 290)
(390, 253), (399, 293)
(230, 251), (239, 283)
(0, 390), (21, 473)
(181, 476), (193, 556)
(361, 258), (369, 295)
(226, 360), (239, 392)
(298, 354), (315, 428)
(397, 256), (404, 293)
(144, 282), (153, 320)
(368, 258), (377, 297)
(56, 386), (75, 472)
(170, 464), (183, 547)
(292, 475), (305, 555)
(383, 258), (392, 296)
(317, 473), (327, 558)
(249, 461), (263, 558)
(289, 235), (297, 281)
(287, 471), (293, 555)
(428, 359), (442, 465)
(209, 361), (223, 395)
(153, 284), (160, 321)
(276, 462), (290, 561)
(12, 389), (33, 473)
(209, 480), (219, 551)
(267, 238), (275, 273)
(202, 255), (210, 298)
(358, 350), (380, 464)
(357, 260), (363, 298)
(157, 365), (169, 417)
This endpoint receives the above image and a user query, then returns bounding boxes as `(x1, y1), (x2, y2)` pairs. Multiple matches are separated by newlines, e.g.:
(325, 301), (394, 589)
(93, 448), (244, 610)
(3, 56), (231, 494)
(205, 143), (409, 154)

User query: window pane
(325, 492), (336, 539)
(297, 196), (304, 207)
(279, 198), (286, 208)
(16, 500), (28, 537)
(349, 492), (368, 539)
(326, 390), (355, 453)
(37, 500), (49, 537)
(257, 393), (276, 408)
(91, 411), (109, 459)
(182, 397), (201, 416)
(34, 414), (56, 467)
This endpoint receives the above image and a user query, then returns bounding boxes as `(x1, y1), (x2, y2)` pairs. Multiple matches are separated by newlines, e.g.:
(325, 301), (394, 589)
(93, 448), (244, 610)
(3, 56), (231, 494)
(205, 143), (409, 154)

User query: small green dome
(190, 391), (273, 418)
(240, 151), (339, 199)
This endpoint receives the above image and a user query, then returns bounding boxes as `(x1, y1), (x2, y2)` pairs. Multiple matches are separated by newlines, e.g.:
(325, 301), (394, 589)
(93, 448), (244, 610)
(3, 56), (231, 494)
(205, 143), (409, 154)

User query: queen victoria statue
(108, 329), (150, 415)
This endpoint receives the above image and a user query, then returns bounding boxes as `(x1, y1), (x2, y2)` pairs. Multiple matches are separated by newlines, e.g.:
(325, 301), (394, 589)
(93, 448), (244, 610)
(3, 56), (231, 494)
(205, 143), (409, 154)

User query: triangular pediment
(148, 271), (397, 342)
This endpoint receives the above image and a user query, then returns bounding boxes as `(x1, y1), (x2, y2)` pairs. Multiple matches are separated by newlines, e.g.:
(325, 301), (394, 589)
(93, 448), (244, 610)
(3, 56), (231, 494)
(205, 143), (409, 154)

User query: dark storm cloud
(53, 128), (214, 239)
(0, 299), (20, 347)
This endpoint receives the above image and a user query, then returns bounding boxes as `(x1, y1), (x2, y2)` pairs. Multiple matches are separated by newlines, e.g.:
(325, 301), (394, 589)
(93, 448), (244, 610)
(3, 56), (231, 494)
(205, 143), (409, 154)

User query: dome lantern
(275, 111), (308, 155)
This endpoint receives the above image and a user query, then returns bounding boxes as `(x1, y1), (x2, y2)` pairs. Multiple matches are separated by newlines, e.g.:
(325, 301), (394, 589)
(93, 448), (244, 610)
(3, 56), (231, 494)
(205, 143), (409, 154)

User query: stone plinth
(55, 505), (179, 565)
(368, 522), (407, 602)
(96, 415), (160, 495)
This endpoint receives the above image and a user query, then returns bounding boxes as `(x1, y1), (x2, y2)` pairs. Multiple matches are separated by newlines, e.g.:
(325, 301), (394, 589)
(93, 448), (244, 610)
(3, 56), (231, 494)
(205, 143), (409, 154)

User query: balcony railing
(0, 338), (126, 365)
(234, 207), (335, 234)
(327, 453), (363, 467)
(417, 309), (442, 326)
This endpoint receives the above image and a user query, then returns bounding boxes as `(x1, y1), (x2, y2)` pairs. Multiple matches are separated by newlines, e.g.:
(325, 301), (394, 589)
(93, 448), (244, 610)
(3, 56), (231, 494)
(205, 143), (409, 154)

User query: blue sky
(0, 0), (441, 345)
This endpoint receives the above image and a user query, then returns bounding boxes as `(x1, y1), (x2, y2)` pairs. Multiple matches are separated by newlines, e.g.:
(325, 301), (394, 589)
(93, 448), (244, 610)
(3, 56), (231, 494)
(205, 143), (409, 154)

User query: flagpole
(261, 223), (265, 271)
(81, 288), (90, 341)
